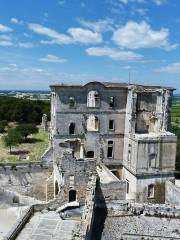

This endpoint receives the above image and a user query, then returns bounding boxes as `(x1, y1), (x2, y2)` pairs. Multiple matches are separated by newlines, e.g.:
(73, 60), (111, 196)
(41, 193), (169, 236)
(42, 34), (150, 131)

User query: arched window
(69, 189), (76, 202)
(86, 151), (94, 158)
(109, 96), (115, 108)
(69, 123), (75, 134)
(69, 96), (75, 108)
(87, 115), (99, 131)
(87, 91), (100, 107)
(55, 181), (59, 196)
(107, 141), (113, 158)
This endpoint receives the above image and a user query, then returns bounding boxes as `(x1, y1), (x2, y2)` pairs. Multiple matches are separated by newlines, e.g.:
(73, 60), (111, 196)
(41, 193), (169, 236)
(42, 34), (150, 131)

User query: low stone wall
(4, 206), (34, 240)
(165, 180), (180, 207)
(0, 187), (43, 206)
(108, 201), (180, 218)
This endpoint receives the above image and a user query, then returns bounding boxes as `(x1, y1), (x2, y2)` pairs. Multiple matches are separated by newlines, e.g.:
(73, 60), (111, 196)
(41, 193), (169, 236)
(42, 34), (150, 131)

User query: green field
(0, 126), (48, 163)
(171, 97), (180, 126)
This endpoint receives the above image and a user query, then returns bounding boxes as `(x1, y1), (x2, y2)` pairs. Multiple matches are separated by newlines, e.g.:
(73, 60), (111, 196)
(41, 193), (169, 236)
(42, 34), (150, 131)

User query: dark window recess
(109, 97), (115, 108)
(107, 147), (113, 158)
(95, 93), (100, 107)
(109, 120), (114, 130)
(69, 123), (75, 134)
(107, 141), (113, 158)
(69, 189), (76, 202)
(126, 180), (129, 194)
(55, 181), (59, 196)
(86, 151), (94, 158)
(69, 97), (75, 107)
(148, 184), (154, 198)
(95, 116), (99, 130)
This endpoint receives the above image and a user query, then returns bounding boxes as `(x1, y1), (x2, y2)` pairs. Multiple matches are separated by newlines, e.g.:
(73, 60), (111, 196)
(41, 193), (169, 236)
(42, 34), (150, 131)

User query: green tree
(0, 120), (8, 133)
(15, 124), (38, 139)
(3, 128), (21, 153)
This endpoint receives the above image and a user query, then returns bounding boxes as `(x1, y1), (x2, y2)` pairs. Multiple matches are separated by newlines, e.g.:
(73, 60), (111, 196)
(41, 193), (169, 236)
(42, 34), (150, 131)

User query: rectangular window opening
(107, 146), (113, 158)
(109, 120), (114, 130)
(126, 179), (129, 194)
(148, 184), (154, 198)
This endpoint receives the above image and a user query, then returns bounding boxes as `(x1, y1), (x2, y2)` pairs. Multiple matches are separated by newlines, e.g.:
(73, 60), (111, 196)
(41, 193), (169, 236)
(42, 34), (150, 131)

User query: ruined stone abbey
(50, 81), (177, 203)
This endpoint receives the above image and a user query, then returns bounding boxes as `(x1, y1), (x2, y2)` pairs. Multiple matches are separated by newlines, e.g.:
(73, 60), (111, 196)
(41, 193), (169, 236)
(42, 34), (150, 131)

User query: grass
(171, 97), (180, 127)
(0, 126), (49, 163)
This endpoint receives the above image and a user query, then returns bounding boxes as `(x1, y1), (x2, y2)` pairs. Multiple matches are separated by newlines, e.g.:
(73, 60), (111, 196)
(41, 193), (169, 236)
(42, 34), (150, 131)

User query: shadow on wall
(91, 179), (107, 240)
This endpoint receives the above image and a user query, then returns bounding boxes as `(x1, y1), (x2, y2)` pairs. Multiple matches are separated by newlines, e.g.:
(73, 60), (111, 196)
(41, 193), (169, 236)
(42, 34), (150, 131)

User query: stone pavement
(102, 215), (180, 240)
(16, 211), (80, 240)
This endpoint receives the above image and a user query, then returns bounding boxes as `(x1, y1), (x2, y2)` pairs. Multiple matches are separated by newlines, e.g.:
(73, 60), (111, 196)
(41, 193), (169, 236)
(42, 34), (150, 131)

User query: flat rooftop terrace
(16, 211), (80, 240)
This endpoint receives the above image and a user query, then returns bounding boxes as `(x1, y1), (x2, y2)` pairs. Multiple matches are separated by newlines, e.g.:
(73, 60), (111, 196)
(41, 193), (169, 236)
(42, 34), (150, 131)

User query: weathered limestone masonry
(0, 163), (52, 201)
(53, 149), (96, 205)
(50, 81), (177, 203)
(102, 202), (180, 240)
(165, 180), (180, 207)
(123, 87), (177, 202)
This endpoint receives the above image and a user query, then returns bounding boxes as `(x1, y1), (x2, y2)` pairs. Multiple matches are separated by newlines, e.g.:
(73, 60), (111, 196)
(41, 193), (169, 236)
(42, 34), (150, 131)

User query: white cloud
(112, 21), (177, 50)
(39, 54), (67, 63)
(0, 40), (14, 46)
(28, 23), (103, 45)
(18, 42), (34, 48)
(153, 0), (167, 5)
(11, 18), (24, 25)
(86, 47), (143, 61)
(9, 63), (17, 67)
(0, 24), (12, 32)
(28, 23), (73, 44)
(67, 28), (102, 44)
(156, 63), (180, 74)
(58, 0), (65, 6)
(0, 34), (11, 40)
(133, 8), (148, 16)
(118, 0), (145, 3)
(23, 33), (32, 38)
(77, 18), (114, 32)
(118, 0), (167, 4)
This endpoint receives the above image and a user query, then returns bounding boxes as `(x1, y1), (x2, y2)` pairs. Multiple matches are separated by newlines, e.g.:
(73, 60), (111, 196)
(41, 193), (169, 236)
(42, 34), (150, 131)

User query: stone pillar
(42, 114), (48, 131)
(80, 143), (84, 159)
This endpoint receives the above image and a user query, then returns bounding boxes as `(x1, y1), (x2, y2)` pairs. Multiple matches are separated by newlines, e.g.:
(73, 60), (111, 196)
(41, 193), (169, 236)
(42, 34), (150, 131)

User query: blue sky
(0, 0), (180, 92)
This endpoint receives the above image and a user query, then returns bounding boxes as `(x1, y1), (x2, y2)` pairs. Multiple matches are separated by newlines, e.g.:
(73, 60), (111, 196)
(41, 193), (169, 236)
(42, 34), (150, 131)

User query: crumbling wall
(135, 92), (159, 134)
(54, 151), (96, 205)
(165, 180), (180, 207)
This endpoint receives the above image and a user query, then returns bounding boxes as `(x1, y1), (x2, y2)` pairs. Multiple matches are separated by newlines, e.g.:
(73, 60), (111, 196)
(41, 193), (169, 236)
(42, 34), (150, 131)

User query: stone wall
(165, 180), (180, 207)
(54, 151), (96, 205)
(0, 163), (52, 201)
(51, 82), (128, 166)
(73, 175), (97, 240)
